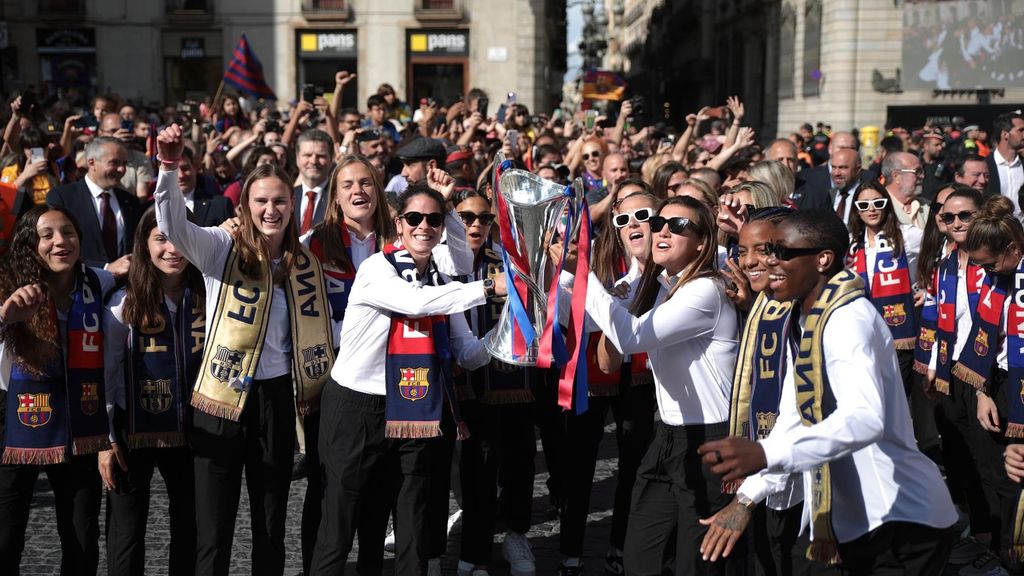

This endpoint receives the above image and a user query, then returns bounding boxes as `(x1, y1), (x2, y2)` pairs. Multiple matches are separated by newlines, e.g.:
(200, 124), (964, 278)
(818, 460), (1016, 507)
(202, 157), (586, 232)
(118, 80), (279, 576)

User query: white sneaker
(447, 508), (463, 537)
(428, 557), (443, 576)
(383, 529), (396, 554)
(502, 532), (536, 576)
(959, 551), (1010, 576)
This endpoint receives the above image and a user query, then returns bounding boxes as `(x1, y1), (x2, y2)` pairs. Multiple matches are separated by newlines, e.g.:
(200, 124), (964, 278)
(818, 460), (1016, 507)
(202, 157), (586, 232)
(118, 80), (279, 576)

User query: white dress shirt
(84, 175), (125, 247)
(993, 148), (1023, 216)
(585, 273), (739, 425)
(154, 169), (292, 380)
(298, 181), (325, 230)
(331, 252), (491, 397)
(756, 298), (957, 543)
(832, 182), (858, 226)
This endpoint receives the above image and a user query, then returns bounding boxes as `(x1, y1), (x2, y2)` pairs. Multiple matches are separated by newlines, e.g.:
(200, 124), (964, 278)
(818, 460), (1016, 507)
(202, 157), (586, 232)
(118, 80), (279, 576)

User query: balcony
(414, 0), (463, 22)
(302, 0), (352, 21)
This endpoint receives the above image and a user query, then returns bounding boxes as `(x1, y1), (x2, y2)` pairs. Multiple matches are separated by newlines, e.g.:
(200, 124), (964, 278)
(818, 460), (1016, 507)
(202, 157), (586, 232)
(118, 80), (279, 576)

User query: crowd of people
(0, 70), (1023, 576)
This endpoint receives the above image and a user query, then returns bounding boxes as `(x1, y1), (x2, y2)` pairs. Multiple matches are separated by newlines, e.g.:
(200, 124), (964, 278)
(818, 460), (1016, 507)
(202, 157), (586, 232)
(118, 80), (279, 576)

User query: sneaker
(558, 562), (584, 576)
(502, 532), (536, 576)
(428, 558), (442, 576)
(447, 508), (464, 537)
(959, 551), (1010, 576)
(605, 549), (624, 575)
(458, 560), (490, 576)
(950, 537), (991, 565)
(383, 529), (396, 554)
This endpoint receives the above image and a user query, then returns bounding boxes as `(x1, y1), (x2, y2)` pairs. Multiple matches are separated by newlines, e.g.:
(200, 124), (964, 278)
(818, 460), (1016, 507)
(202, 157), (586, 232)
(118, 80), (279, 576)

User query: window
(39, 0), (85, 13)
(166, 0), (210, 12)
(802, 0), (822, 97)
(302, 0), (349, 15)
(778, 3), (796, 99)
(422, 0), (454, 8)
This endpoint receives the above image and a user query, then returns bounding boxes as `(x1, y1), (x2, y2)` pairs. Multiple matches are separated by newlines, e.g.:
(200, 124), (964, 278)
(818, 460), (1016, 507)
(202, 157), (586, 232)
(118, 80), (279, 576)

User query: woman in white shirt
(99, 207), (203, 575)
(0, 205), (115, 575)
(583, 195), (741, 576)
(154, 124), (334, 576)
(310, 183), (505, 576)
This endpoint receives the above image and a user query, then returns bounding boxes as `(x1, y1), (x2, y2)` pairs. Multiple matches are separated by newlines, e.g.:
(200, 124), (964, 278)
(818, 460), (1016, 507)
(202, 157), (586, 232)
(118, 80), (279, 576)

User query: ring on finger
(714, 450), (724, 464)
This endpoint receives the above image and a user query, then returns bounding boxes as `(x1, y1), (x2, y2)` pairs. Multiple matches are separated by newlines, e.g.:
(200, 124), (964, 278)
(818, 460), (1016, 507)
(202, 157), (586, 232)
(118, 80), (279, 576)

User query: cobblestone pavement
(18, 423), (969, 575)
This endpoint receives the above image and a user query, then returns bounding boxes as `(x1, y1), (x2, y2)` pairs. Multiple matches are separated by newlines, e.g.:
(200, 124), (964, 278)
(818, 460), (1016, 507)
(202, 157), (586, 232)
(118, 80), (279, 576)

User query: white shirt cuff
(761, 437), (793, 474)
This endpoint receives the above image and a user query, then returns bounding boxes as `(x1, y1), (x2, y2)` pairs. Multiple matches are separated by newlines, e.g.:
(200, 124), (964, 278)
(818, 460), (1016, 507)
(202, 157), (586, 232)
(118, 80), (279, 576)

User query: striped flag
(223, 34), (277, 100)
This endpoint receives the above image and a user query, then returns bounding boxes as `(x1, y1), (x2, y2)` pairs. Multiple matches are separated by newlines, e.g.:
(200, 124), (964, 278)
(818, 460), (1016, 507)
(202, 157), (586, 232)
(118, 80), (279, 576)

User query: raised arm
(350, 254), (495, 318)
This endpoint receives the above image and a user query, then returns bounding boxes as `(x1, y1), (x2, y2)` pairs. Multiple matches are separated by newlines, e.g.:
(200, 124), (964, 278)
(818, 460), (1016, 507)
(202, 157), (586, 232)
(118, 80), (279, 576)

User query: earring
(817, 267), (824, 272)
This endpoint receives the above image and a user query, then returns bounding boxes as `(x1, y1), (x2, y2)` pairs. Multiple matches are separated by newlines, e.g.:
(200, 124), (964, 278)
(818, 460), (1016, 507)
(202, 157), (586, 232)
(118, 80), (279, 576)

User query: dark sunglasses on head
(582, 151), (601, 161)
(458, 211), (495, 226)
(854, 198), (889, 211)
(400, 211), (445, 228)
(613, 207), (654, 228)
(649, 216), (692, 235)
(516, 111), (528, 117)
(765, 242), (827, 261)
(939, 210), (974, 225)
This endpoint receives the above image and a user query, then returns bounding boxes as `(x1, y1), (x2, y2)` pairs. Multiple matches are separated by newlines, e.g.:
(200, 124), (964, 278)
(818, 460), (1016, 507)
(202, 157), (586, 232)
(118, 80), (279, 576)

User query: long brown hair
(847, 181), (905, 257)
(122, 207), (205, 332)
(592, 178), (655, 287)
(311, 155), (395, 270)
(0, 205), (82, 375)
(630, 196), (719, 316)
(235, 163), (300, 283)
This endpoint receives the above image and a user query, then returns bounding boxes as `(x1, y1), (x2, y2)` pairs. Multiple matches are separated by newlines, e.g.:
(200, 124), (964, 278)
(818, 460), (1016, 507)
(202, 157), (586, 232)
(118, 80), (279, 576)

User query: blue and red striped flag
(223, 34), (277, 100)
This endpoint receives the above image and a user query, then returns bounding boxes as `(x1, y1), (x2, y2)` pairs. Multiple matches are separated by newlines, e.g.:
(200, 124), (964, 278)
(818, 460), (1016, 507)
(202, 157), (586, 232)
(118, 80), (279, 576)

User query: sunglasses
(458, 211), (496, 226)
(854, 198), (889, 211)
(613, 207), (654, 228)
(649, 216), (692, 235)
(765, 242), (827, 261)
(939, 210), (974, 225)
(399, 211), (445, 228)
(582, 151), (601, 161)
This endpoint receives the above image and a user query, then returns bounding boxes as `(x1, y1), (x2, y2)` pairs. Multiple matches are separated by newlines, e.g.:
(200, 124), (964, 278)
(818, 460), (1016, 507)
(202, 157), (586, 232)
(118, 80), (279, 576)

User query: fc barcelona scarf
(125, 290), (205, 449)
(914, 269), (938, 375)
(952, 272), (1009, 390)
(848, 232), (917, 349)
(1003, 259), (1024, 560)
(458, 240), (534, 405)
(725, 292), (793, 493)
(2, 264), (110, 464)
(309, 221), (361, 325)
(792, 269), (865, 564)
(383, 242), (459, 438)
(192, 245), (335, 421)
(934, 251), (984, 395)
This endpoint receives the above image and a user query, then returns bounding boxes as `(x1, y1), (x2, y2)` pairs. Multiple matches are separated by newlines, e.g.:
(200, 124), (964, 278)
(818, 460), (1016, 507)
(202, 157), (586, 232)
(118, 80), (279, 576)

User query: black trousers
(836, 521), (956, 575)
(311, 383), (430, 576)
(459, 400), (536, 565)
(937, 370), (992, 535)
(558, 385), (656, 558)
(426, 409), (462, 560)
(105, 445), (195, 576)
(752, 502), (839, 576)
(622, 421), (743, 576)
(192, 375), (296, 576)
(301, 410), (322, 576)
(0, 456), (101, 576)
(968, 367), (1020, 551)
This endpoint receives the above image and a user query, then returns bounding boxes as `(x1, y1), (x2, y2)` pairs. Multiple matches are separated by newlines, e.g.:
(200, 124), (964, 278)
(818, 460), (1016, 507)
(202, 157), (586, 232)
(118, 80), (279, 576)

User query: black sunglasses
(649, 216), (692, 235)
(400, 211), (445, 228)
(612, 207), (653, 228)
(939, 210), (974, 225)
(582, 151), (601, 161)
(765, 242), (827, 261)
(458, 211), (496, 226)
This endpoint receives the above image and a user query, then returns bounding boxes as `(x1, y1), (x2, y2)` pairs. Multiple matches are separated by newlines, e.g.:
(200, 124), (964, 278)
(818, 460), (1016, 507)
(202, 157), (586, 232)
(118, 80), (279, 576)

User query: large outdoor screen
(903, 0), (1024, 90)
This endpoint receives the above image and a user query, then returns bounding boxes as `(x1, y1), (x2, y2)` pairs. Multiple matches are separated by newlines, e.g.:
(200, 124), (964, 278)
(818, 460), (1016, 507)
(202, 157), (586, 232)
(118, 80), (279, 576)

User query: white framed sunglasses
(613, 207), (654, 228)
(854, 198), (889, 211)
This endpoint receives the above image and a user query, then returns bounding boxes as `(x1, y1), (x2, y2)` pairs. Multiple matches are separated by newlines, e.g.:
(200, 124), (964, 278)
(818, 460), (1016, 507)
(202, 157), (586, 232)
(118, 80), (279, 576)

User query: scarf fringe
(630, 372), (654, 387)
(481, 389), (534, 405)
(386, 420), (441, 439)
(722, 478), (743, 494)
(806, 540), (841, 565)
(73, 435), (111, 456)
(1, 446), (67, 465)
(912, 360), (931, 375)
(935, 378), (950, 395)
(951, 364), (988, 390)
(128, 432), (187, 450)
(893, 338), (917, 351)
(296, 395), (321, 417)
(1007, 423), (1024, 439)
(192, 393), (243, 422)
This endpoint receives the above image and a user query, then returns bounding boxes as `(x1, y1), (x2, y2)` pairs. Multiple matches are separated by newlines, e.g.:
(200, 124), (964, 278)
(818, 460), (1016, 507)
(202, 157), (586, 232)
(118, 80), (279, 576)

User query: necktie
(301, 190), (316, 236)
(835, 188), (849, 223)
(100, 191), (117, 261)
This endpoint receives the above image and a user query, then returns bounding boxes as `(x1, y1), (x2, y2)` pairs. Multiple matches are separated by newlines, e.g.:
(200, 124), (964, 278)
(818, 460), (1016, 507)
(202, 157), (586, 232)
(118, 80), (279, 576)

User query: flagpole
(211, 78), (226, 117)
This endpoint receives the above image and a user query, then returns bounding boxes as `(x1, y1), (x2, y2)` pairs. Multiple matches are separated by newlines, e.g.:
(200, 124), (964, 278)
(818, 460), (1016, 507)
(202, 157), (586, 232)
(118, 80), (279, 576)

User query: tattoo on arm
(715, 501), (752, 531)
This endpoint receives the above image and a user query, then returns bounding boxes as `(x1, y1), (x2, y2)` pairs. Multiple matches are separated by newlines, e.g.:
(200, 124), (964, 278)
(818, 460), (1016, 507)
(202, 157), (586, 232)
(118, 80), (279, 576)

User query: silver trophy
(483, 160), (585, 366)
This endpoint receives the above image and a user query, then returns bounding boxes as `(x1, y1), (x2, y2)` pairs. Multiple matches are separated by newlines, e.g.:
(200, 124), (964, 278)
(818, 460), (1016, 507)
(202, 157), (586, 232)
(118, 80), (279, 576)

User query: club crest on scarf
(140, 379), (173, 414)
(883, 303), (907, 327)
(400, 367), (430, 401)
(80, 383), (100, 416)
(975, 331), (990, 356)
(17, 393), (52, 428)
(210, 345), (245, 384)
(302, 344), (330, 379)
(755, 411), (777, 440)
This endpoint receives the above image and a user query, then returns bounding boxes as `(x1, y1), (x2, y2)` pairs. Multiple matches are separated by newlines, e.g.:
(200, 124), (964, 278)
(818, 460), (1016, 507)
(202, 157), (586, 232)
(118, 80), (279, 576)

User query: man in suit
(47, 136), (141, 279)
(953, 154), (990, 193)
(794, 131), (858, 210)
(175, 146), (233, 227)
(985, 112), (1024, 215)
(294, 129), (333, 236)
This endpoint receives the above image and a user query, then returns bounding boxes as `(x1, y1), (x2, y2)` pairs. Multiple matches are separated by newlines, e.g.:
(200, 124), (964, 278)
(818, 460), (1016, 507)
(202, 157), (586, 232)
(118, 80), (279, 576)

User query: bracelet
(339, 144), (349, 154)
(976, 388), (987, 397)
(156, 155), (180, 168)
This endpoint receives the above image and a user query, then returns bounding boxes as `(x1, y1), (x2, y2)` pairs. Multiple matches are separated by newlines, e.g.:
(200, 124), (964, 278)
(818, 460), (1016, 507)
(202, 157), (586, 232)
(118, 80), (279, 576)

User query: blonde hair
(640, 153), (672, 186)
(746, 160), (794, 204)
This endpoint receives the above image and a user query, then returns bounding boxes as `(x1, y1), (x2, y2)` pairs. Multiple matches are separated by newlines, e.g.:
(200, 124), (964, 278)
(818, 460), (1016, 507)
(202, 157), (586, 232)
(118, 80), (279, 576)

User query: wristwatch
(736, 493), (756, 510)
(339, 144), (349, 154)
(483, 278), (496, 298)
